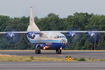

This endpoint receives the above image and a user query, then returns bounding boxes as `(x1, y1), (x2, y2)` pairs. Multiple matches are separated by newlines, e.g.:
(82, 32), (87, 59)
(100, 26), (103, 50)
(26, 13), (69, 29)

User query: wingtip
(30, 6), (32, 8)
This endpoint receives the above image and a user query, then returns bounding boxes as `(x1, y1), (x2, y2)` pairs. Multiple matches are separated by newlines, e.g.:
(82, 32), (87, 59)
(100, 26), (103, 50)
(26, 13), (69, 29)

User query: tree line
(0, 12), (105, 50)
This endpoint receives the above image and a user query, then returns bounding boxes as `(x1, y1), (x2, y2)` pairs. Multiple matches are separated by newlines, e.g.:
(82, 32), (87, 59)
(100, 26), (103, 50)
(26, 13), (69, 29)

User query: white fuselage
(27, 31), (67, 50)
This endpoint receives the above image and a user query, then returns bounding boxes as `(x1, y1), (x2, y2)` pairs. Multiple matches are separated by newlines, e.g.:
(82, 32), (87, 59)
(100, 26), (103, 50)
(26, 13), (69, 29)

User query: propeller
(3, 26), (22, 45)
(84, 26), (101, 44)
(66, 26), (82, 45)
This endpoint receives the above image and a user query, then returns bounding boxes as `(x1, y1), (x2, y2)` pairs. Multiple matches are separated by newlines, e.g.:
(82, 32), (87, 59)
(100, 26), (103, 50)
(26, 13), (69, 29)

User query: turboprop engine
(86, 32), (95, 37)
(67, 31), (75, 38)
(27, 32), (35, 39)
(6, 32), (14, 39)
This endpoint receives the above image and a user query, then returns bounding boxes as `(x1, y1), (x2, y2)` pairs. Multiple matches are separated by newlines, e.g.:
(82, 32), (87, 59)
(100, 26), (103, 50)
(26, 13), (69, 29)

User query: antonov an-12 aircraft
(1, 6), (105, 54)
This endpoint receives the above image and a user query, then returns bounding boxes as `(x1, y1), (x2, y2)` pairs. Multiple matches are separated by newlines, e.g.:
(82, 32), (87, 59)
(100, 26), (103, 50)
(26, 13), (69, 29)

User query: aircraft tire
(35, 49), (41, 54)
(35, 45), (41, 54)
(56, 49), (61, 54)
(38, 50), (41, 54)
(35, 50), (38, 54)
(56, 50), (58, 54)
(58, 49), (62, 54)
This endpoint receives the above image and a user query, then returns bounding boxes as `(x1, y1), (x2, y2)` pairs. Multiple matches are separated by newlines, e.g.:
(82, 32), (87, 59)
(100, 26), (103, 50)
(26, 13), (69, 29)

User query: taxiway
(0, 61), (105, 70)
(0, 50), (105, 59)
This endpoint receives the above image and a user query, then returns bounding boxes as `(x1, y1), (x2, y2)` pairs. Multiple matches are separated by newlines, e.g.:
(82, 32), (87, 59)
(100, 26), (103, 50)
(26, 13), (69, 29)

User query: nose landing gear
(56, 49), (62, 54)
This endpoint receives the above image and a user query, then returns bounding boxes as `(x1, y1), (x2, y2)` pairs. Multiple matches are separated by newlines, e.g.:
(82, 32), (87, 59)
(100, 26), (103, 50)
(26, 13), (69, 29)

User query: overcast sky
(0, 0), (105, 18)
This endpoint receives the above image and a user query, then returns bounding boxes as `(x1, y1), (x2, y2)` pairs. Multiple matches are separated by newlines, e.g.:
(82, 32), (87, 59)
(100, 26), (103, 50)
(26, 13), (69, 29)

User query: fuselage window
(54, 36), (65, 39)
(57, 36), (59, 38)
(54, 36), (57, 38)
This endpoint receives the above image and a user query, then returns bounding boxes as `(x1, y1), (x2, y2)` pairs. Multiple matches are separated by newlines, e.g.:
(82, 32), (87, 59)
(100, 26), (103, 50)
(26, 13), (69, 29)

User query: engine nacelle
(6, 32), (14, 39)
(67, 31), (75, 38)
(86, 32), (95, 37)
(27, 32), (35, 39)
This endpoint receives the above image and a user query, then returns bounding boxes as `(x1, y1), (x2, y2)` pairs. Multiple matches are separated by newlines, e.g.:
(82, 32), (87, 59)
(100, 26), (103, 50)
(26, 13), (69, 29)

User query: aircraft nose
(60, 39), (67, 46)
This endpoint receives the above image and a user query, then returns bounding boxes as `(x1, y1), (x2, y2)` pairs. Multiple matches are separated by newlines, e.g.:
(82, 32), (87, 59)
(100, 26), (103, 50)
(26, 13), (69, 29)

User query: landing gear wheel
(35, 49), (41, 54)
(35, 45), (41, 54)
(56, 49), (62, 54)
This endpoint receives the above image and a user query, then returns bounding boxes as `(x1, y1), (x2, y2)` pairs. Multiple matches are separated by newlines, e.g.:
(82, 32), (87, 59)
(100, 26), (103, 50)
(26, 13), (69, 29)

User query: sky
(0, 0), (105, 18)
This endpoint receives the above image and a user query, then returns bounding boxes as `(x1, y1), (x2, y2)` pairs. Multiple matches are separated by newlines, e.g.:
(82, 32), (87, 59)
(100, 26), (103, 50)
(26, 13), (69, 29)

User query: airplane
(1, 6), (105, 54)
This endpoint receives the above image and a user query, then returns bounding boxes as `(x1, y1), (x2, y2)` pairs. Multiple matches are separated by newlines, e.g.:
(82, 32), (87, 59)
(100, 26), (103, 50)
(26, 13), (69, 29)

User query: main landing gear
(35, 45), (41, 54)
(56, 49), (62, 54)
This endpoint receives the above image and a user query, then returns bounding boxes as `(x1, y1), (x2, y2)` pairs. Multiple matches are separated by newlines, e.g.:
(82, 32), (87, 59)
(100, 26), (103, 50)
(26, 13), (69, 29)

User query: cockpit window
(61, 36), (65, 38)
(59, 36), (62, 38)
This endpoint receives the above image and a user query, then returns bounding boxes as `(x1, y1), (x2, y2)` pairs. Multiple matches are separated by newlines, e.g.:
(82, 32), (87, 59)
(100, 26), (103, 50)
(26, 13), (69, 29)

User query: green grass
(25, 60), (31, 62)
(0, 54), (65, 62)
(30, 56), (34, 60)
(78, 57), (86, 61)
(73, 58), (78, 61)
(0, 54), (105, 62)
(99, 59), (105, 61)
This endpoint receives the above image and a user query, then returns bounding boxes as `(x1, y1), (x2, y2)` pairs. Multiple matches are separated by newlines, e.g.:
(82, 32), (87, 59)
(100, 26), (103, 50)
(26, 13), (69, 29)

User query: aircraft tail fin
(27, 6), (40, 31)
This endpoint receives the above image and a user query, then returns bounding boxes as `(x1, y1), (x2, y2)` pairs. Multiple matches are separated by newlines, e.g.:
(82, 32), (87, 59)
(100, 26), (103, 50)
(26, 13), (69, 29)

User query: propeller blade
(84, 26), (101, 44)
(66, 26), (82, 45)
(3, 26), (22, 45)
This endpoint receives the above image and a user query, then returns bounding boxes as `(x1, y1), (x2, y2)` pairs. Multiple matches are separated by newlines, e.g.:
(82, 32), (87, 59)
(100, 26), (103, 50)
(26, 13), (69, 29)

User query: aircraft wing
(0, 31), (41, 34)
(0, 31), (105, 34)
(57, 31), (105, 34)
(0, 30), (105, 41)
(40, 31), (105, 34)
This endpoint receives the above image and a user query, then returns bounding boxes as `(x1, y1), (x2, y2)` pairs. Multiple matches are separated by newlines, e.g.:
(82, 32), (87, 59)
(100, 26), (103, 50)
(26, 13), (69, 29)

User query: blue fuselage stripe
(29, 39), (60, 43)
(28, 38), (65, 50)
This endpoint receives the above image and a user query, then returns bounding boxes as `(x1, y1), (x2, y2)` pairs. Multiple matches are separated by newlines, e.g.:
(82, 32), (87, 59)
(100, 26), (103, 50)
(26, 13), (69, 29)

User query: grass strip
(0, 54), (65, 62)
(0, 54), (105, 62)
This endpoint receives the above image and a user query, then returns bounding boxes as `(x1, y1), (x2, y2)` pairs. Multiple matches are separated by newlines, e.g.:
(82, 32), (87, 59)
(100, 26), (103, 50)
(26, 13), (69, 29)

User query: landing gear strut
(56, 49), (62, 54)
(35, 45), (41, 54)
